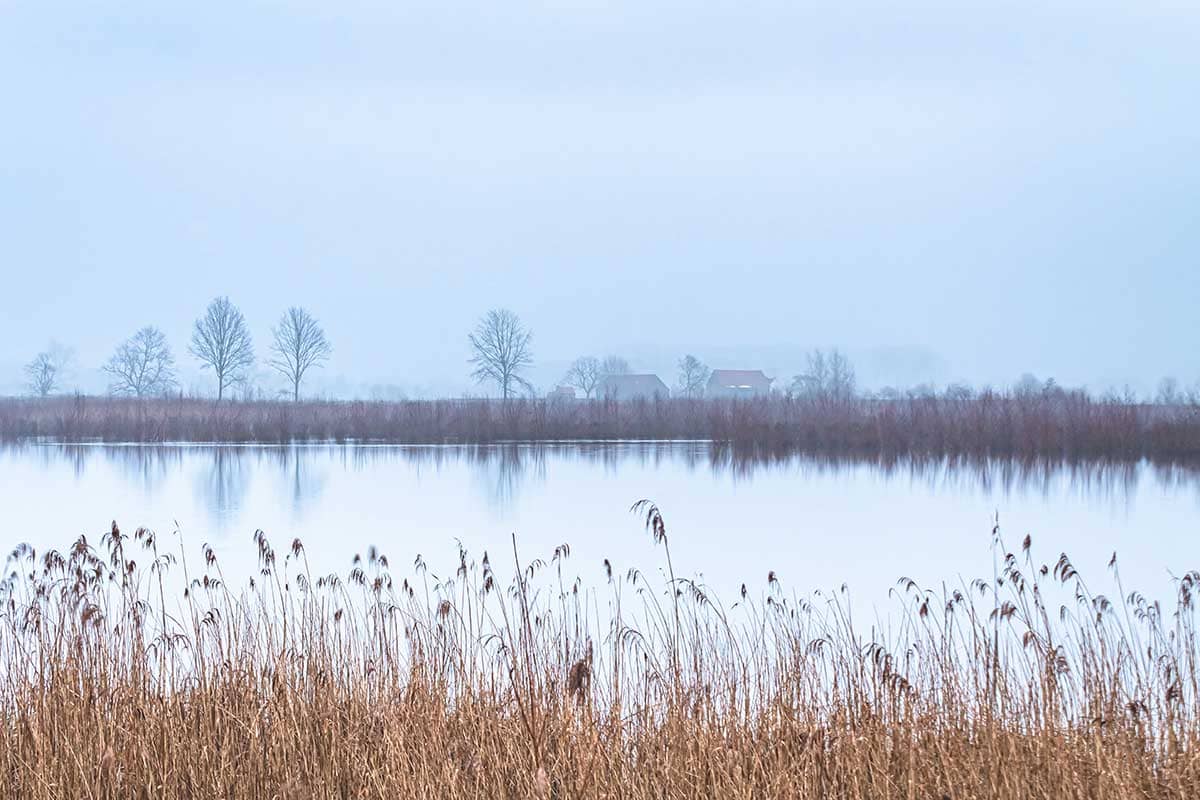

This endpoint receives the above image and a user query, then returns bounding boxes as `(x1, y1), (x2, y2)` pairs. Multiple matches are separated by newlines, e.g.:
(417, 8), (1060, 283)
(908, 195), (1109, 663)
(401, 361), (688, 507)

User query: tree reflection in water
(3, 441), (1197, 516)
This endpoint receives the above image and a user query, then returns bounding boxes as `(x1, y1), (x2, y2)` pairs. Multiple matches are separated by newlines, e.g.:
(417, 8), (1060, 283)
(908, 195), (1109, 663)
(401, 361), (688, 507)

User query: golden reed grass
(0, 503), (1196, 798)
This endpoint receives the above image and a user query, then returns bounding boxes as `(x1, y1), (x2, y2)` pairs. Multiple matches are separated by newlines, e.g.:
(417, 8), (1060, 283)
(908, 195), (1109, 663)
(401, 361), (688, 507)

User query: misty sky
(2, 1), (1197, 397)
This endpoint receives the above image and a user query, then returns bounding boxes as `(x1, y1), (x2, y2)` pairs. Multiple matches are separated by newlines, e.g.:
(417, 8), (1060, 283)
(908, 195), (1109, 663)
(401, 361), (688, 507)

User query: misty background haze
(2, 1), (1197, 399)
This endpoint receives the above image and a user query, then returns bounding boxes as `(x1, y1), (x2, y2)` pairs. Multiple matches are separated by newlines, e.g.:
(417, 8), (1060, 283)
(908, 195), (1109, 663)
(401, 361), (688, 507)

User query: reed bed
(3, 392), (1200, 461)
(0, 505), (1196, 798)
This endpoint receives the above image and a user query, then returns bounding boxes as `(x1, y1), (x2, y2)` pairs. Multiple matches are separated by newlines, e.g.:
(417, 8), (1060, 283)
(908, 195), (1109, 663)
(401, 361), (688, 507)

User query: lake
(2, 442), (1198, 613)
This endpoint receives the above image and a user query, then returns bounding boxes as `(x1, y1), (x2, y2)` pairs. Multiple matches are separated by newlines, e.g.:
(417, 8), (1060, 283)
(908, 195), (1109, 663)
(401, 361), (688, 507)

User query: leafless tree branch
(468, 309), (533, 400)
(677, 355), (710, 398)
(563, 356), (602, 399)
(24, 354), (57, 397)
(103, 327), (178, 397)
(269, 307), (332, 402)
(601, 356), (631, 377)
(190, 296), (255, 400)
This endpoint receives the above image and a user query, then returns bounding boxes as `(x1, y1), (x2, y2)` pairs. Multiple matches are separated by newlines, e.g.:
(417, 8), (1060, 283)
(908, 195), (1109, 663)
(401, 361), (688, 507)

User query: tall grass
(1, 506), (1196, 797)
(3, 391), (1200, 461)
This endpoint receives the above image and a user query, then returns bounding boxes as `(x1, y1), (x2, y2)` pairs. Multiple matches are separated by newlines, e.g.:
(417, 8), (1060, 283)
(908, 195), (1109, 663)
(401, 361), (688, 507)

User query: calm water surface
(2, 443), (1198, 610)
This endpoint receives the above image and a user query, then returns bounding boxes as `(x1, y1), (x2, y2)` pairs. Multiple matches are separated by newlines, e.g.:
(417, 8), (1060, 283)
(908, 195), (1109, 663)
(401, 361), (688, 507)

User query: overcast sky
(1, 1), (1197, 397)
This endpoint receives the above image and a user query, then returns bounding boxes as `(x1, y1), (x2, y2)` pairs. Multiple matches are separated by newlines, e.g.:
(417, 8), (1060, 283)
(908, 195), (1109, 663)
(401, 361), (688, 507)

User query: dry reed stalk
(0, 512), (1196, 798)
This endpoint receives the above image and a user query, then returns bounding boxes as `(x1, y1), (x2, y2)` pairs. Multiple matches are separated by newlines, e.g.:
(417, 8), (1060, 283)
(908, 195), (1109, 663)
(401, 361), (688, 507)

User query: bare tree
(874, 385), (902, 402)
(468, 308), (533, 399)
(103, 326), (178, 397)
(791, 348), (855, 402)
(24, 344), (72, 397)
(190, 296), (255, 400)
(827, 349), (856, 402)
(24, 353), (57, 397)
(563, 356), (603, 399)
(677, 354), (710, 398)
(791, 350), (828, 396)
(601, 355), (631, 377)
(1157, 376), (1181, 406)
(943, 382), (974, 402)
(269, 307), (332, 402)
(1013, 373), (1042, 397)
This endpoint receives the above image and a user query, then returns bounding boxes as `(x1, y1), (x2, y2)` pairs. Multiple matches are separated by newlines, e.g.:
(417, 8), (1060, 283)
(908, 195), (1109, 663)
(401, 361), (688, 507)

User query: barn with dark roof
(706, 369), (773, 398)
(599, 374), (671, 401)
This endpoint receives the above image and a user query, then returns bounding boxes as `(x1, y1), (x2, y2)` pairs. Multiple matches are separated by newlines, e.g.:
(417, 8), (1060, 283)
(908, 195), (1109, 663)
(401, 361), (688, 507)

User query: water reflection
(197, 447), (248, 522)
(471, 445), (547, 509)
(4, 442), (1198, 516)
(707, 444), (1180, 504)
(4, 441), (1197, 616)
(109, 445), (180, 492)
(260, 446), (328, 518)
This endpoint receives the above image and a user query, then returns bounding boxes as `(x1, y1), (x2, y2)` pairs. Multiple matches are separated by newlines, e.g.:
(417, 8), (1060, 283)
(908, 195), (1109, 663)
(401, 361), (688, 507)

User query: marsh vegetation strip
(1, 511), (1197, 798)
(4, 393), (1200, 460)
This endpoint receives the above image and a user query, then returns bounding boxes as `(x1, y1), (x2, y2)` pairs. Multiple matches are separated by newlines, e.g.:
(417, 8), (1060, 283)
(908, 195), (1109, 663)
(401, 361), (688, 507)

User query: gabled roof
(600, 374), (669, 393)
(708, 369), (773, 386)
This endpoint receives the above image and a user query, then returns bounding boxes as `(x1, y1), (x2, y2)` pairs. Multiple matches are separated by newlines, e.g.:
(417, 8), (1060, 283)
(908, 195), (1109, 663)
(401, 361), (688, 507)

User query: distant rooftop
(709, 370), (772, 386)
(600, 373), (670, 398)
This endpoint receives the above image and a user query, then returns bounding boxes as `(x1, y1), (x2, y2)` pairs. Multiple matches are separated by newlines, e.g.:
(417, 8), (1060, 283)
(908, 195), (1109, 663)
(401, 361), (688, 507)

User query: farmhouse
(599, 374), (671, 401)
(706, 369), (773, 398)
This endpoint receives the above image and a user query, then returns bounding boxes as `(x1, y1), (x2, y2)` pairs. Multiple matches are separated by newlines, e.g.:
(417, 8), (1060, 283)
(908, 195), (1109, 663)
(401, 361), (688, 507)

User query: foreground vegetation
(3, 391), (1200, 461)
(0, 505), (1196, 798)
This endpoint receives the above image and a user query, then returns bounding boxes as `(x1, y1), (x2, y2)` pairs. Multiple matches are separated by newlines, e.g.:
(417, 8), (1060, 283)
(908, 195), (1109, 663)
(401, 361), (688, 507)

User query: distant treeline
(2, 389), (1199, 461)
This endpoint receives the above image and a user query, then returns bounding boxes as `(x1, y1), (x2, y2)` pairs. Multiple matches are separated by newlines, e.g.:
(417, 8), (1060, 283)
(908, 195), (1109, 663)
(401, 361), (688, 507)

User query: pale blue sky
(2, 1), (1197, 396)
